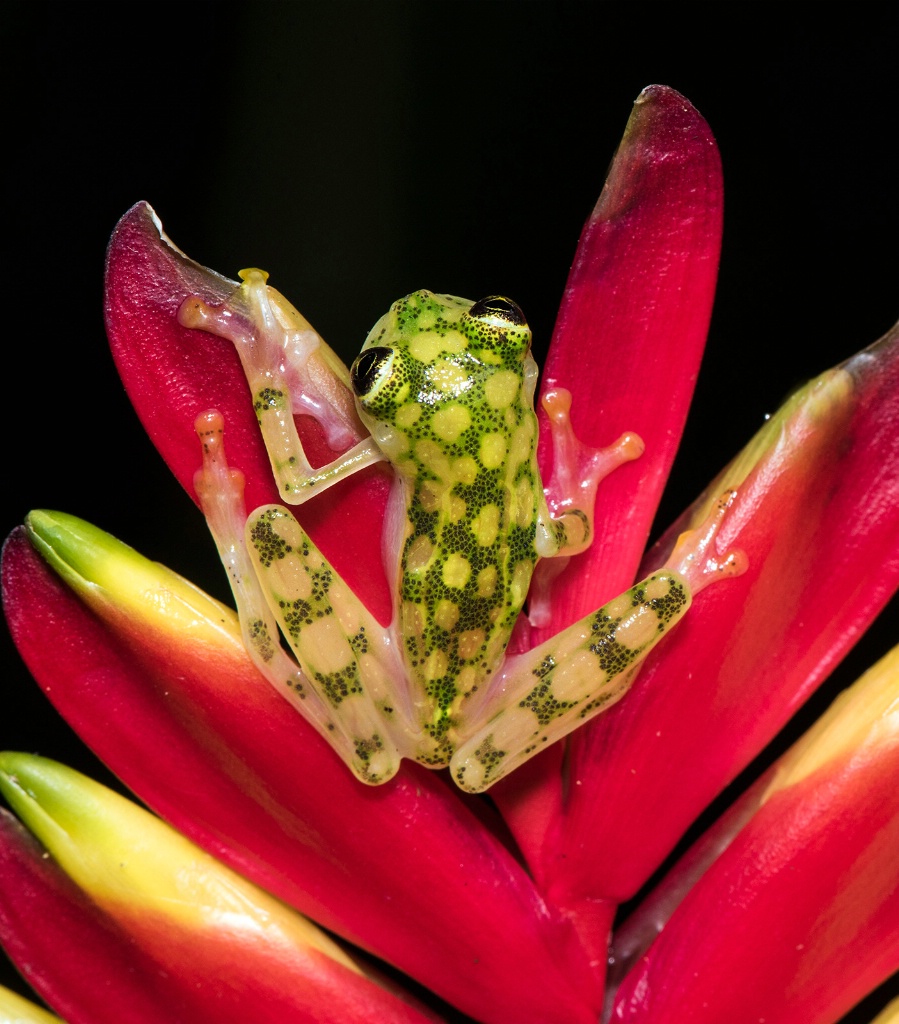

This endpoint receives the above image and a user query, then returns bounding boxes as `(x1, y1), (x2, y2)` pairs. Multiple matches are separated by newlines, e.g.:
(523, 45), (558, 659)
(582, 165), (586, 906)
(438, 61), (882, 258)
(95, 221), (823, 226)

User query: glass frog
(181, 273), (746, 792)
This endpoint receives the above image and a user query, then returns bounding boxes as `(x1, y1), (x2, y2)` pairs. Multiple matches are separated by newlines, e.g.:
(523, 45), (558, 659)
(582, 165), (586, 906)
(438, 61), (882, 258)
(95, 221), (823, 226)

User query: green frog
(183, 275), (745, 792)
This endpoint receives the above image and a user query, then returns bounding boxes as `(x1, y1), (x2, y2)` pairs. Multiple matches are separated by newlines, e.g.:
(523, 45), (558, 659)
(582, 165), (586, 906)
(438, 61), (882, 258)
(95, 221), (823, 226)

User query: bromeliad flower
(2, 85), (899, 1022)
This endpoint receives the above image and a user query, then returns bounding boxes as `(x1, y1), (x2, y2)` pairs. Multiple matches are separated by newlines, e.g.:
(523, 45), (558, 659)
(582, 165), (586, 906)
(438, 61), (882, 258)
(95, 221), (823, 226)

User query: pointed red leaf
(533, 85), (722, 638)
(546, 321), (899, 911)
(611, 646), (899, 1023)
(495, 84), (722, 868)
(0, 757), (439, 1024)
(104, 202), (391, 622)
(0, 811), (197, 1023)
(2, 526), (597, 1024)
(0, 810), (437, 1024)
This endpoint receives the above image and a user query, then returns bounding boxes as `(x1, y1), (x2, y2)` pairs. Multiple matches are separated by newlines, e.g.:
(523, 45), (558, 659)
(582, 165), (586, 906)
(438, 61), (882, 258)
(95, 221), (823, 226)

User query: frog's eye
(467, 295), (527, 327)
(351, 346), (393, 397)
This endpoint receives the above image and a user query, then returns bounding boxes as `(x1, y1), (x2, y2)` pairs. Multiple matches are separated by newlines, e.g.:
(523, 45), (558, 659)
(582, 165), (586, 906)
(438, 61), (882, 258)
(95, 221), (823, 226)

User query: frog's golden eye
(468, 295), (527, 327)
(351, 346), (393, 397)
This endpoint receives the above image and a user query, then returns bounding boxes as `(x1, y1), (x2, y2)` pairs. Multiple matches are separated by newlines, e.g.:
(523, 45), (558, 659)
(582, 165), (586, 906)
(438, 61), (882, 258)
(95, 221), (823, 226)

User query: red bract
(490, 83), (722, 895)
(0, 811), (195, 1023)
(534, 84), (723, 635)
(544, 330), (899, 915)
(104, 202), (393, 623)
(3, 84), (898, 1022)
(610, 646), (899, 1023)
(2, 518), (595, 1024)
(0, 756), (441, 1024)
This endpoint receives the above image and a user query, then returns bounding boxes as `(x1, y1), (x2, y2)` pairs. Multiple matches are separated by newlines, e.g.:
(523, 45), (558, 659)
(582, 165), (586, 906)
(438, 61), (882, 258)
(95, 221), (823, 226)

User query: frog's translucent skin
(187, 279), (745, 792)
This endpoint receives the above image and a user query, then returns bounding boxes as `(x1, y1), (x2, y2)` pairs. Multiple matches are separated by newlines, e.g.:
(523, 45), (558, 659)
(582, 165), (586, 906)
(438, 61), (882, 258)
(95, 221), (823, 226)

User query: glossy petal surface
(0, 757), (436, 1024)
(534, 85), (723, 636)
(494, 85), (723, 865)
(0, 811), (195, 1023)
(611, 644), (899, 1023)
(104, 202), (392, 622)
(2, 521), (596, 1024)
(549, 322), (899, 909)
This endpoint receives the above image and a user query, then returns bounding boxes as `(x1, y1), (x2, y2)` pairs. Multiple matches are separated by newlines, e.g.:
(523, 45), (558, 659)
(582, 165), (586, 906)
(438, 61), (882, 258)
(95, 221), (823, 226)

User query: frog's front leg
(195, 411), (410, 784)
(535, 387), (645, 558)
(180, 269), (385, 503)
(526, 387), (645, 628)
(451, 492), (747, 792)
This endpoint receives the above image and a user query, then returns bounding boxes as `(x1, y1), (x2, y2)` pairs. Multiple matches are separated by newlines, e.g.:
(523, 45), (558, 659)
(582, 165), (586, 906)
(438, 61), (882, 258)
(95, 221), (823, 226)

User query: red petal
(104, 202), (391, 622)
(547, 321), (899, 910)
(611, 650), (899, 1023)
(0, 809), (437, 1024)
(533, 85), (722, 638)
(2, 529), (597, 1024)
(496, 84), (722, 870)
(0, 811), (196, 1023)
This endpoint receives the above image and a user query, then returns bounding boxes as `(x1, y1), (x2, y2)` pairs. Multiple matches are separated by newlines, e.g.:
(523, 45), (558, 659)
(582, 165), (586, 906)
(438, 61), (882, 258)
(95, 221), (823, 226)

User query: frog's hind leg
(195, 411), (406, 785)
(451, 491), (746, 792)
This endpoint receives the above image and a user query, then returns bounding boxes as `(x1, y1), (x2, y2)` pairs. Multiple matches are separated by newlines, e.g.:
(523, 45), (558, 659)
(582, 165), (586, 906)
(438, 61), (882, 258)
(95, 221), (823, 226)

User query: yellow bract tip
(765, 644), (899, 797)
(24, 510), (239, 649)
(869, 996), (899, 1024)
(0, 984), (64, 1024)
(0, 753), (358, 973)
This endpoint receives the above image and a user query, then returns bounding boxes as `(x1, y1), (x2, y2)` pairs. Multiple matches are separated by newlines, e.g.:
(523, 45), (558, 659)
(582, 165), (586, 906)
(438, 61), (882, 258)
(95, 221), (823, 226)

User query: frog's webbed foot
(180, 269), (385, 503)
(451, 491), (747, 793)
(194, 410), (405, 784)
(665, 489), (748, 593)
(535, 387), (644, 558)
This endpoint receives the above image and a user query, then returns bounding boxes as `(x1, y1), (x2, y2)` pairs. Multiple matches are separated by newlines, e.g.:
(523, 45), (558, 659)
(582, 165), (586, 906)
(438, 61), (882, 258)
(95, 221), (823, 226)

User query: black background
(2, 3), (897, 1019)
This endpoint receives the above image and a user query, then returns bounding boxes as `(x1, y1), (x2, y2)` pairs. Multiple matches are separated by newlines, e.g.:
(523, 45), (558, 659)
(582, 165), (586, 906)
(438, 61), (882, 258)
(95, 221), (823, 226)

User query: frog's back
(352, 291), (542, 762)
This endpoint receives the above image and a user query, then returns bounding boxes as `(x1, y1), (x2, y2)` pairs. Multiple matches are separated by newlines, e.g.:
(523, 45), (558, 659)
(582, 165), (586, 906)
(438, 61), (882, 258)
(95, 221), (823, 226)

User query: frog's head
(350, 290), (536, 462)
